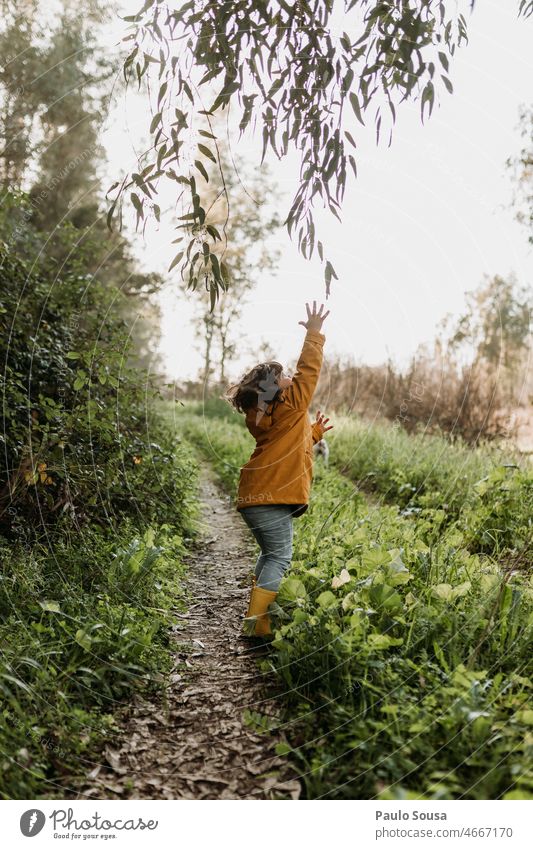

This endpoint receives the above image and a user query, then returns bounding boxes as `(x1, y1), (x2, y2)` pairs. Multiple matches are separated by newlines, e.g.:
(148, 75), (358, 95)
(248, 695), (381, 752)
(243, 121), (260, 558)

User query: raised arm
(283, 302), (329, 410)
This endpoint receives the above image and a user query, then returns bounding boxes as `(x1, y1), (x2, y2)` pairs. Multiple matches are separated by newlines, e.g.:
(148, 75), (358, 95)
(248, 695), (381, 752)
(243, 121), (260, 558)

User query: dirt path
(70, 463), (300, 800)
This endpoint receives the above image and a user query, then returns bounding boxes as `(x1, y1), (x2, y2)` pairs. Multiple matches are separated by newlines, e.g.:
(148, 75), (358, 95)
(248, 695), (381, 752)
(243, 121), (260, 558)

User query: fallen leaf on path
(104, 748), (126, 773)
(87, 766), (101, 780)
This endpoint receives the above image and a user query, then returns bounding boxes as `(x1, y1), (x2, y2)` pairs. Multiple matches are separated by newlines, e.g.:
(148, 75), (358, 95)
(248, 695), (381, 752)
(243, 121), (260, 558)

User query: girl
(225, 302), (332, 637)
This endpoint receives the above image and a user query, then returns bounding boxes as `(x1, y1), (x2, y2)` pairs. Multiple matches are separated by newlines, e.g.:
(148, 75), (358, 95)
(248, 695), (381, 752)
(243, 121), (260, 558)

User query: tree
(0, 0), (166, 373)
(443, 273), (532, 402)
(28, 0), (115, 230)
(0, 0), (113, 211)
(506, 103), (533, 246)
(110, 0), (533, 302)
(190, 143), (281, 389)
(0, 0), (43, 189)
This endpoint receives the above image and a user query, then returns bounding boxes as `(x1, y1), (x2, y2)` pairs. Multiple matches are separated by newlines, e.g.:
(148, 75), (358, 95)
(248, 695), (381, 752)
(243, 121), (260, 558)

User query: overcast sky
(102, 1), (533, 382)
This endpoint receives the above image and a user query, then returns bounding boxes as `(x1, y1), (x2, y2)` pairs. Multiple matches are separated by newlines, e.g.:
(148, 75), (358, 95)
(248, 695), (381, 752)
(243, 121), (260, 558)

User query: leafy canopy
(110, 0), (533, 302)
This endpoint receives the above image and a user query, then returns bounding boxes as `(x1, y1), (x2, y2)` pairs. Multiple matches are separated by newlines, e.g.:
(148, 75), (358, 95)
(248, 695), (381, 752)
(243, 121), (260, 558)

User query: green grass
(0, 426), (199, 799)
(329, 415), (514, 512)
(176, 403), (533, 801)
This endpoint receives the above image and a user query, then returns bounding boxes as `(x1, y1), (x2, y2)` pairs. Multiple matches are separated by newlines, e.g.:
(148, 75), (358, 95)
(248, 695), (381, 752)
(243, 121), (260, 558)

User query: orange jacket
(236, 329), (326, 517)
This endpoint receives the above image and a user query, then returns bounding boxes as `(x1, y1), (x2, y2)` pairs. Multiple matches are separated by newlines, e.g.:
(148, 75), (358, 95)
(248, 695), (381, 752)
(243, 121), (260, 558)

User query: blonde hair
(224, 361), (283, 413)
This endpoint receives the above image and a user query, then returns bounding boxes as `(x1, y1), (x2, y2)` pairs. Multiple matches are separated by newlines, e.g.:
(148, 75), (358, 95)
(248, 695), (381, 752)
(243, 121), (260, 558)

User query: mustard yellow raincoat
(236, 329), (326, 517)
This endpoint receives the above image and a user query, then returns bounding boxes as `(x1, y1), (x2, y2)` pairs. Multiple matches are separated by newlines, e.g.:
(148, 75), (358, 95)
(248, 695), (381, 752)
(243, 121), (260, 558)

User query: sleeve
(311, 421), (323, 444)
(283, 329), (325, 411)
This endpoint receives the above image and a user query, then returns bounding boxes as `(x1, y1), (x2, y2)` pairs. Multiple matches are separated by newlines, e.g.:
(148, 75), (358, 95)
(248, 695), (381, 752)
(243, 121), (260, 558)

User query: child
(225, 302), (332, 637)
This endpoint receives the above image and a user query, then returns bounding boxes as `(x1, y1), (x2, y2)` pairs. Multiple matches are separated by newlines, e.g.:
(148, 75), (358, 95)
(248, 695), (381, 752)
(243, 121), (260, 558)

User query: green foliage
(175, 404), (251, 493)
(110, 1), (533, 296)
(0, 193), (200, 798)
(447, 273), (531, 371)
(182, 408), (533, 800)
(329, 416), (516, 520)
(184, 397), (246, 424)
(460, 466), (533, 557)
(271, 473), (533, 800)
(0, 503), (197, 799)
(0, 221), (192, 538)
(0, 0), (113, 209)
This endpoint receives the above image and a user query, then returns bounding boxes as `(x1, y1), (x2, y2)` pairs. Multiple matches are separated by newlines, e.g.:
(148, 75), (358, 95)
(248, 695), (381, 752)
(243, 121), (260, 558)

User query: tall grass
(329, 416), (515, 515)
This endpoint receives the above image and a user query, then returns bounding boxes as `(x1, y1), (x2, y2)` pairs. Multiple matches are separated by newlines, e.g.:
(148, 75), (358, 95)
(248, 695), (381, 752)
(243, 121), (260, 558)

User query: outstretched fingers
(300, 301), (330, 329)
(315, 409), (334, 433)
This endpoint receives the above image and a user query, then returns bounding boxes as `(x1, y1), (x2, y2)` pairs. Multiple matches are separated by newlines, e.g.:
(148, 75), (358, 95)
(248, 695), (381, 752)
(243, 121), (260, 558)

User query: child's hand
(315, 410), (334, 437)
(298, 301), (330, 333)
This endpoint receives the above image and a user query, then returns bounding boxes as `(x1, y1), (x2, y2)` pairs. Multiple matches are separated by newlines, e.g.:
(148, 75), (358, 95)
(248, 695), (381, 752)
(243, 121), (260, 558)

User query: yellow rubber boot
(244, 586), (278, 637)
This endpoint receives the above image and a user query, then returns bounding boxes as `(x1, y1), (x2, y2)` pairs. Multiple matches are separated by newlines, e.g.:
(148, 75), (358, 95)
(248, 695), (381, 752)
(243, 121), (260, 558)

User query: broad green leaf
(278, 577), (307, 603)
(515, 710), (533, 726)
(367, 633), (403, 650)
(370, 583), (402, 611)
(386, 551), (411, 585)
(317, 590), (337, 609)
(362, 548), (390, 570)
(432, 583), (453, 601)
(75, 629), (92, 651)
(450, 580), (471, 600)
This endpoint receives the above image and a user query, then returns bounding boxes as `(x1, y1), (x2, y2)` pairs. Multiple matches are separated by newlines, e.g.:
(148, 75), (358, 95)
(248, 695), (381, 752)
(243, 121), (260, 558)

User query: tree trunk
(203, 315), (214, 389)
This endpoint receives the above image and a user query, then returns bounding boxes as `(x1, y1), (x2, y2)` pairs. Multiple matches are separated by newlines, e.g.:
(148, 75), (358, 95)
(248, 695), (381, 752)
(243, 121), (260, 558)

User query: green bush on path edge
(0, 425), (199, 799)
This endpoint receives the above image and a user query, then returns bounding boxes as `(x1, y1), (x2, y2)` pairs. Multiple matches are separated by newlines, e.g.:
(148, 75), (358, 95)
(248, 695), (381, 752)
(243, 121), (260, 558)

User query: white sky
(102, 1), (533, 382)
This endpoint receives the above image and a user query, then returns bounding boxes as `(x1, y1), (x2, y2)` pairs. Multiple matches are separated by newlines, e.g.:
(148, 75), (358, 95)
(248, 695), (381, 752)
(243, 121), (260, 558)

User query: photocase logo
(20, 809), (46, 837)
(256, 366), (282, 425)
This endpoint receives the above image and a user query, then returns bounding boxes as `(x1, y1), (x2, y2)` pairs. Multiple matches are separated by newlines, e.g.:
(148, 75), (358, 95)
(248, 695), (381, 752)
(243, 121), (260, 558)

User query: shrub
(314, 352), (516, 444)
(0, 240), (194, 539)
(0, 195), (200, 797)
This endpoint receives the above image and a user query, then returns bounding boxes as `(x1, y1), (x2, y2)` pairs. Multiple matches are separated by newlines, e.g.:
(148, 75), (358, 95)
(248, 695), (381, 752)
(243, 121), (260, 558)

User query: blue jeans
(240, 504), (298, 591)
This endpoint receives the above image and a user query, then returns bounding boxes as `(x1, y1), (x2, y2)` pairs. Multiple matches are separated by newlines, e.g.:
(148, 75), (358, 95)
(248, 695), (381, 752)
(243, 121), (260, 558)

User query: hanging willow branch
(109, 0), (533, 304)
